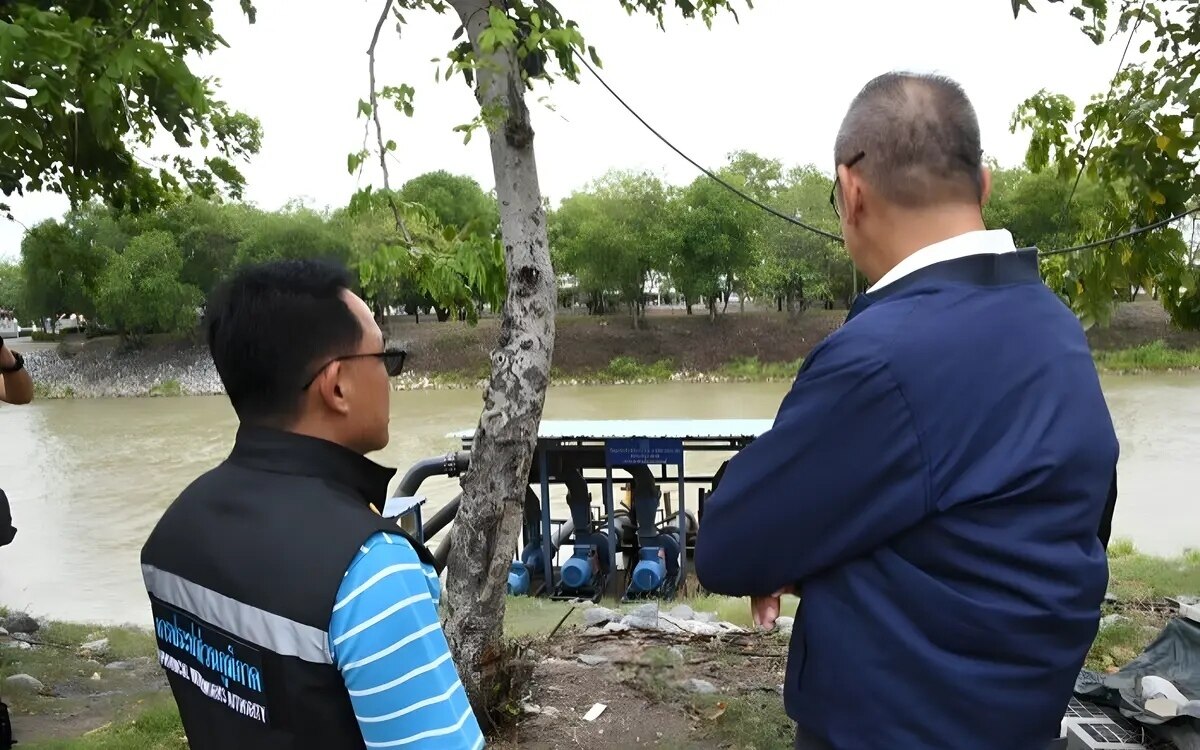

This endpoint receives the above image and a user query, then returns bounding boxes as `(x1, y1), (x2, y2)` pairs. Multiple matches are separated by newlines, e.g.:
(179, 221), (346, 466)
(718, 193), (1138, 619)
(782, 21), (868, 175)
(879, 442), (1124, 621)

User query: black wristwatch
(0, 349), (23, 374)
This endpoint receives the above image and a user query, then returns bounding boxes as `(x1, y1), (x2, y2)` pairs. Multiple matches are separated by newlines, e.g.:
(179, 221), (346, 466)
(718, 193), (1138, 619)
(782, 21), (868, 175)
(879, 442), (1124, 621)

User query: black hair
(834, 71), (984, 208)
(205, 259), (362, 425)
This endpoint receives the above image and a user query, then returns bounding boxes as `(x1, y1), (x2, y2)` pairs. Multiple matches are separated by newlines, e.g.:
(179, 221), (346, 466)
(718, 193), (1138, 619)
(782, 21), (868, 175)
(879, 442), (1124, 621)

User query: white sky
(0, 0), (1131, 259)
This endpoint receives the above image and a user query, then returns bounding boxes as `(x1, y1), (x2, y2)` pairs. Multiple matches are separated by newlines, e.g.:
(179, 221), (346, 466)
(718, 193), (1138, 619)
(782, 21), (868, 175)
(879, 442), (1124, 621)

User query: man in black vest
(141, 259), (484, 749)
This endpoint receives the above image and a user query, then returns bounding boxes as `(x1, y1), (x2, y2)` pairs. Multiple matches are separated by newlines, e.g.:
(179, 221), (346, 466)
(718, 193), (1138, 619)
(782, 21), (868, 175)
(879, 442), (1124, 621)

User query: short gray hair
(834, 72), (984, 208)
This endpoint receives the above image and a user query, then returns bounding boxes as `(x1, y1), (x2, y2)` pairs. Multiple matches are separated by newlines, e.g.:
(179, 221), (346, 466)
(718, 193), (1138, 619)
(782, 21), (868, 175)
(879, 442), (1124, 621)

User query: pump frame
(449, 420), (772, 604)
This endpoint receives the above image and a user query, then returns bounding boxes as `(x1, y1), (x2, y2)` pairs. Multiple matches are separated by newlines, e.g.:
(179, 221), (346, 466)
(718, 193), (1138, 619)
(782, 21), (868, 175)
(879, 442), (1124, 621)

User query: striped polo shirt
(328, 531), (484, 749)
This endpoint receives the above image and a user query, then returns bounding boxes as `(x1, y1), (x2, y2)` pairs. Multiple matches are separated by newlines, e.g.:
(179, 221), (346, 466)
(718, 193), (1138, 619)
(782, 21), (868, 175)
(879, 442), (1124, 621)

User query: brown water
(0, 377), (1196, 626)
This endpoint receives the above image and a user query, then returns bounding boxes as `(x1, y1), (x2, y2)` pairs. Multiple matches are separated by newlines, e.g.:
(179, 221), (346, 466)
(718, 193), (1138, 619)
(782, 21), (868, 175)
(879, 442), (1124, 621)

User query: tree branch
(368, 0), (413, 245)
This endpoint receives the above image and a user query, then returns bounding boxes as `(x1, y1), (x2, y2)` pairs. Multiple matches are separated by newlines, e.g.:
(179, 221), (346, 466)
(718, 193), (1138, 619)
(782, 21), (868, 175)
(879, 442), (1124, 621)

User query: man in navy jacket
(694, 72), (1119, 749)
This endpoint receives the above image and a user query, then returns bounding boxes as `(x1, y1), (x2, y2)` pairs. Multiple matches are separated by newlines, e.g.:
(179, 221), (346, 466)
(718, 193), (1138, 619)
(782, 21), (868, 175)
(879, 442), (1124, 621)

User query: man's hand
(751, 585), (796, 631)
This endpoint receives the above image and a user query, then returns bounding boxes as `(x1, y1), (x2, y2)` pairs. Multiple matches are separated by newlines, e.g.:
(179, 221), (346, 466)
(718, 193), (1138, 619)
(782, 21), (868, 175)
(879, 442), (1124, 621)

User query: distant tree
(742, 162), (845, 314)
(399, 171), (499, 238)
(234, 206), (352, 268)
(19, 215), (112, 321)
(94, 231), (201, 340)
(673, 169), (759, 319)
(550, 170), (673, 327)
(0, 260), (25, 314)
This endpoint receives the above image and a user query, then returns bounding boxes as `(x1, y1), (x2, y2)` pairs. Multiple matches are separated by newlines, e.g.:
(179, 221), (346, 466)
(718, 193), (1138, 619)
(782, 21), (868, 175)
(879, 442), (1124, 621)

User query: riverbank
(4, 545), (1197, 748)
(16, 302), (1200, 399)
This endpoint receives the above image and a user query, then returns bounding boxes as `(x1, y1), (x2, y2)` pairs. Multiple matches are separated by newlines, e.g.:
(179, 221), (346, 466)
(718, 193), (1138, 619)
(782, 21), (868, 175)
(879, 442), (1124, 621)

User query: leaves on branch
(0, 1), (261, 213)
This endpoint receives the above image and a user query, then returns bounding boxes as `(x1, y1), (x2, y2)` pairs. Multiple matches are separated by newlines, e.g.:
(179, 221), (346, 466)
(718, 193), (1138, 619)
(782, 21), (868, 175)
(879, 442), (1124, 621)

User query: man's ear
(979, 166), (993, 206)
(316, 361), (351, 416)
(842, 168), (866, 225)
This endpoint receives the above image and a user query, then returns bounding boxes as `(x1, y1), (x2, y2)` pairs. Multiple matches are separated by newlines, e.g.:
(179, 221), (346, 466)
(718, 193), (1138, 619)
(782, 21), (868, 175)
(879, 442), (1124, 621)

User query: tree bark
(443, 0), (556, 722)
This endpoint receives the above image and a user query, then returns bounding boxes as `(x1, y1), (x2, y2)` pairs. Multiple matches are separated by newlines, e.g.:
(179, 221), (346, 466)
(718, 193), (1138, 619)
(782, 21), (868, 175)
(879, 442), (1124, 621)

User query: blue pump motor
(560, 549), (593, 590)
(631, 547), (667, 592)
(507, 561), (531, 596)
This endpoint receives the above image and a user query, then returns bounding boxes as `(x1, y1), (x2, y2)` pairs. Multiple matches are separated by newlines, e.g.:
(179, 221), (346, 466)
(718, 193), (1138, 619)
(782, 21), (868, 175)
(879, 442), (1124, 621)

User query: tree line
(0, 171), (504, 340)
(1, 152), (1197, 338)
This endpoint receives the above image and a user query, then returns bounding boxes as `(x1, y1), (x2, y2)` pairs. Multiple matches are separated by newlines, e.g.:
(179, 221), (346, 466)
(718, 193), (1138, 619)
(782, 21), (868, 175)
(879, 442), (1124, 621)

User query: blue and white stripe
(329, 532), (483, 749)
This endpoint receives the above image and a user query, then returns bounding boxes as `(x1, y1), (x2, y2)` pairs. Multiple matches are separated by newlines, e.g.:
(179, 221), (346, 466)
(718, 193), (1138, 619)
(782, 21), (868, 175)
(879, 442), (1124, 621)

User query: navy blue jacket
(695, 250), (1118, 749)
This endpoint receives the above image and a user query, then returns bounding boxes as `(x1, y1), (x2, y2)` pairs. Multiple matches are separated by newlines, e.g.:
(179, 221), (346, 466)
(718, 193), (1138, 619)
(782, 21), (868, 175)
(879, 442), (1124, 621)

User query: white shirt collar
(867, 229), (1018, 294)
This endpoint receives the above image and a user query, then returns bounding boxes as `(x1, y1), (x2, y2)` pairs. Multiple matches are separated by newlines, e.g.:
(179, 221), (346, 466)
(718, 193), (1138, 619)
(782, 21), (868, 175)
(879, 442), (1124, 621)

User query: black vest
(140, 427), (435, 750)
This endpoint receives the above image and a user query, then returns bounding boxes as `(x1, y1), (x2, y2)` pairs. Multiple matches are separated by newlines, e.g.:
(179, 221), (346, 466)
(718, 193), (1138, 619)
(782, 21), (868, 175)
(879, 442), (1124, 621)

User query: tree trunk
(443, 0), (556, 723)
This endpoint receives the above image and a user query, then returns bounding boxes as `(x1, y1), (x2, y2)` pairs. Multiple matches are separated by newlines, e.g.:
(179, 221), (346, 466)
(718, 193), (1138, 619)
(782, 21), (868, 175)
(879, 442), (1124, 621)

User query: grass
(21, 697), (186, 750)
(1, 620), (158, 716)
(719, 356), (804, 381)
(1093, 340), (1200, 372)
(147, 379), (182, 397)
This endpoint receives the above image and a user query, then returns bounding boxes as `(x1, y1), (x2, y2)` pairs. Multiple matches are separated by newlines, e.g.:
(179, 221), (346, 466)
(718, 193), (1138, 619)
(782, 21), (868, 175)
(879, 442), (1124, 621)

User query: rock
(0, 627), (8, 639)
(629, 603), (659, 620)
(1100, 614), (1128, 629)
(2, 613), (39, 634)
(774, 616), (795, 634)
(692, 611), (718, 624)
(105, 660), (139, 671)
(90, 672), (102, 681)
(658, 614), (743, 637)
(5, 674), (44, 692)
(578, 654), (608, 666)
(541, 706), (561, 718)
(79, 638), (110, 657)
(685, 678), (718, 694)
(602, 622), (630, 634)
(668, 604), (695, 621)
(581, 607), (618, 628)
(669, 646), (685, 661)
(622, 614), (661, 631)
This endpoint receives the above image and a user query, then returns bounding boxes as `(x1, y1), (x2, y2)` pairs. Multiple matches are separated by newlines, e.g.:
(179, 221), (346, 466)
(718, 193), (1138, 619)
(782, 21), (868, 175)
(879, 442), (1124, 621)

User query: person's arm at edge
(330, 532), (484, 750)
(0, 340), (33, 404)
(693, 337), (931, 597)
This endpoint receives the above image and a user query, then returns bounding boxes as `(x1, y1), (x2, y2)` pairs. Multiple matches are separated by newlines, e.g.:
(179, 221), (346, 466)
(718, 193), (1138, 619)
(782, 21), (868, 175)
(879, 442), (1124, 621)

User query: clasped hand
(751, 585), (795, 631)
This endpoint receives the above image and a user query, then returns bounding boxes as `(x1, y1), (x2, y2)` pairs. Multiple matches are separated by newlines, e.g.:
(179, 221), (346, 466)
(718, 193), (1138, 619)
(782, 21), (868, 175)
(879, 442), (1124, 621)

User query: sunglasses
(301, 347), (407, 390)
(829, 150), (866, 219)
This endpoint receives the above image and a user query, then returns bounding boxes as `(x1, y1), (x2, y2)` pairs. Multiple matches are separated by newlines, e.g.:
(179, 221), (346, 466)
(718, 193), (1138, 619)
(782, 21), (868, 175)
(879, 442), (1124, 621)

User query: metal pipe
(432, 507), (576, 573)
(625, 464), (661, 542)
(395, 451), (470, 499)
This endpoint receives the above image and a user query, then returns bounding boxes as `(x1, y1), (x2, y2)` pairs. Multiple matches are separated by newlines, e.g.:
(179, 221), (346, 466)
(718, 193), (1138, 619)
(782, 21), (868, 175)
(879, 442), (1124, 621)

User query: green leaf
(385, 139), (397, 151)
(357, 99), (372, 118)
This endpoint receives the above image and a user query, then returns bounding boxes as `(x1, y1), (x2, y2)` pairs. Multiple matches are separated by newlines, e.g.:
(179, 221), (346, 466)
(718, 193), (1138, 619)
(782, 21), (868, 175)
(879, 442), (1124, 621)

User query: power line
(572, 50), (844, 243)
(1039, 205), (1200, 256)
(574, 48), (1193, 259)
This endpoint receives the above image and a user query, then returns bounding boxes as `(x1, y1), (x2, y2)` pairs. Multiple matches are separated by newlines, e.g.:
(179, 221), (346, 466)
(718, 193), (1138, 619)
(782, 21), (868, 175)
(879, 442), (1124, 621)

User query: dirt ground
(384, 309), (846, 378)
(490, 628), (794, 750)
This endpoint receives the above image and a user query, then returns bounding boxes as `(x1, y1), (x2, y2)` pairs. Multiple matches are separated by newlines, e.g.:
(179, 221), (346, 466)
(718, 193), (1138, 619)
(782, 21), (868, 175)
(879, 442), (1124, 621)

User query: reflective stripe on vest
(143, 564), (332, 665)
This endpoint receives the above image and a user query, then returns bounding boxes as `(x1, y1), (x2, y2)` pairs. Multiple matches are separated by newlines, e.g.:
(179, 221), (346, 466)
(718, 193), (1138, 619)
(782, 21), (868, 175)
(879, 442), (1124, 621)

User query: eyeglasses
(829, 151), (866, 219)
(301, 347), (407, 390)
